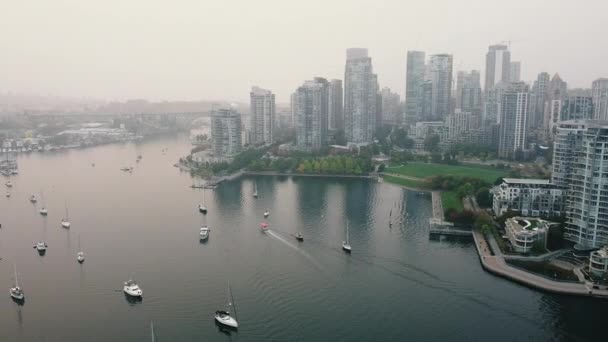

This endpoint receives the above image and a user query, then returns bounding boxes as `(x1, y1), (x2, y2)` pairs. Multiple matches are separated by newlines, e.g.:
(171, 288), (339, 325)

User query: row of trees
(296, 156), (372, 175)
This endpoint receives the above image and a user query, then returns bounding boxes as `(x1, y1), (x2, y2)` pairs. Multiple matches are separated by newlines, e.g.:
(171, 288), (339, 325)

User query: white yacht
(215, 283), (238, 329)
(263, 210), (270, 218)
(34, 241), (47, 252)
(200, 226), (210, 240)
(342, 221), (352, 253)
(9, 264), (24, 301)
(123, 279), (143, 297)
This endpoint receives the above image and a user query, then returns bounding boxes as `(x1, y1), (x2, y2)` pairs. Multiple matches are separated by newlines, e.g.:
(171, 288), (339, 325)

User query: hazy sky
(2, 0), (607, 103)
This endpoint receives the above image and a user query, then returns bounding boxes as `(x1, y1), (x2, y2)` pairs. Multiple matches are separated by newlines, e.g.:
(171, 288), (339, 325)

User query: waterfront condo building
(211, 108), (242, 161)
(249, 86), (275, 146)
(405, 50), (426, 124)
(552, 120), (608, 248)
(344, 48), (378, 144)
(328, 79), (344, 131)
(491, 178), (565, 217)
(592, 78), (608, 121)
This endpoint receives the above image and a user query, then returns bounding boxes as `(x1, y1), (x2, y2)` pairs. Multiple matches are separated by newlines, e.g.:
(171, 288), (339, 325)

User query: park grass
(441, 191), (463, 211)
(382, 175), (425, 189)
(387, 162), (506, 184)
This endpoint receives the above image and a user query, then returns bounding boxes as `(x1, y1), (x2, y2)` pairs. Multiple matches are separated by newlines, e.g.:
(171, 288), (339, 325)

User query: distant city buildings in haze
(485, 44), (511, 92)
(405, 51), (426, 124)
(530, 72), (550, 130)
(498, 82), (529, 159)
(344, 48), (378, 144)
(510, 61), (521, 82)
(380, 87), (401, 126)
(211, 108), (242, 160)
(457, 70), (482, 124)
(293, 77), (329, 151)
(543, 74), (568, 138)
(328, 79), (344, 131)
(249, 86), (275, 145)
(592, 78), (608, 120)
(428, 54), (453, 122)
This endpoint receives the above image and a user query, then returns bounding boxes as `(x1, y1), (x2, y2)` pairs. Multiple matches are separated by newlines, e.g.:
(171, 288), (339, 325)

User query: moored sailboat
(215, 282), (238, 329)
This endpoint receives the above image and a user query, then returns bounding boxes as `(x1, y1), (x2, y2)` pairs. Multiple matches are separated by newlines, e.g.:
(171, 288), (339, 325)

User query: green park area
(386, 162), (506, 184)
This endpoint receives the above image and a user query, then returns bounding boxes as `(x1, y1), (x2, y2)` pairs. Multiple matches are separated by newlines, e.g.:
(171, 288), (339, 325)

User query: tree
(424, 134), (440, 152)
(475, 187), (492, 207)
(378, 163), (386, 172)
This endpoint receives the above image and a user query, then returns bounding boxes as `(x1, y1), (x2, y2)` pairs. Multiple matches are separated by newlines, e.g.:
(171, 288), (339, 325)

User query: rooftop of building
(502, 178), (552, 185)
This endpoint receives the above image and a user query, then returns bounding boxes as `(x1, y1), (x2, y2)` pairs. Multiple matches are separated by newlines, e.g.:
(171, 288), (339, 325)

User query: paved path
(431, 191), (443, 220)
(472, 229), (608, 298)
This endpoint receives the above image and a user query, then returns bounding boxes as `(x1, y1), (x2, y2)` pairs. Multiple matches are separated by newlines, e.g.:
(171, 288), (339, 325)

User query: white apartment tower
(498, 82), (529, 159)
(249, 86), (275, 145)
(485, 44), (511, 92)
(592, 78), (608, 121)
(344, 48), (378, 144)
(211, 108), (242, 160)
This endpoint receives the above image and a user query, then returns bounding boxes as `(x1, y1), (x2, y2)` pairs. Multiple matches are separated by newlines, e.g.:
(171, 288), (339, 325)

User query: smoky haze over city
(3, 1), (608, 341)
(2, 0), (608, 103)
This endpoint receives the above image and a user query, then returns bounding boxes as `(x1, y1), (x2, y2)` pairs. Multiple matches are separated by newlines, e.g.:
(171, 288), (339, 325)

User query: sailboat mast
(228, 282), (238, 320)
(346, 221), (350, 245)
(65, 200), (69, 219)
(150, 321), (155, 342)
(13, 264), (19, 288)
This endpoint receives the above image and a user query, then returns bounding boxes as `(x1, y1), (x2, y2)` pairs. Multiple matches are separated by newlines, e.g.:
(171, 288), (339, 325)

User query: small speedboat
(123, 280), (143, 297)
(260, 222), (269, 231)
(61, 219), (71, 228)
(263, 210), (270, 218)
(39, 207), (48, 216)
(199, 204), (207, 214)
(295, 232), (304, 241)
(200, 226), (210, 240)
(77, 251), (85, 263)
(30, 195), (37, 203)
(215, 310), (238, 329)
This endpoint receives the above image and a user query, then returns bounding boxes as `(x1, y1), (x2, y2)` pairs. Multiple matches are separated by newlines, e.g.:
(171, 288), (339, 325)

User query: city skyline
(2, 0), (608, 103)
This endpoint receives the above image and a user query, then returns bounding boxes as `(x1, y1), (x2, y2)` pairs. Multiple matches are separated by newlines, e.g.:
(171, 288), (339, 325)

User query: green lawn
(382, 175), (425, 189)
(387, 162), (506, 183)
(441, 191), (463, 211)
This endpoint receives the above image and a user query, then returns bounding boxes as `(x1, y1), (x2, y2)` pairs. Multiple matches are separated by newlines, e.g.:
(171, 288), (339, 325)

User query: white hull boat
(200, 226), (210, 240)
(123, 280), (143, 297)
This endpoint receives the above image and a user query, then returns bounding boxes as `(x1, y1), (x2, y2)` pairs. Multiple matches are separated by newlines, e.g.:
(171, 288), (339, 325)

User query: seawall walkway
(472, 229), (608, 298)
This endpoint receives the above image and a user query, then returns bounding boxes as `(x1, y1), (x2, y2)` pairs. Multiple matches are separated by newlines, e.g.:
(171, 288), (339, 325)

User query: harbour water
(0, 134), (603, 341)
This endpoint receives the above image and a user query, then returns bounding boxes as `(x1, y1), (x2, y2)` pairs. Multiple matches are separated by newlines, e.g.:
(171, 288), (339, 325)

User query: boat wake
(266, 230), (328, 274)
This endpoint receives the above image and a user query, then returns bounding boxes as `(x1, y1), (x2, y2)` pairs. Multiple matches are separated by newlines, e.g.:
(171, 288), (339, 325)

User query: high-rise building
(562, 96), (593, 121)
(405, 51), (426, 124)
(510, 61), (521, 82)
(484, 44), (511, 92)
(428, 54), (453, 121)
(544, 74), (568, 139)
(211, 108), (242, 160)
(458, 70), (482, 125)
(592, 78), (608, 120)
(328, 79), (343, 131)
(498, 82), (529, 159)
(552, 120), (608, 248)
(530, 72), (550, 129)
(293, 77), (329, 151)
(344, 48), (378, 144)
(249, 86), (275, 145)
(380, 87), (401, 126)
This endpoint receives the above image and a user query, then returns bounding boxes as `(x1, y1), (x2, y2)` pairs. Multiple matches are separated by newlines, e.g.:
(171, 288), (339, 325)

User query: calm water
(0, 134), (603, 341)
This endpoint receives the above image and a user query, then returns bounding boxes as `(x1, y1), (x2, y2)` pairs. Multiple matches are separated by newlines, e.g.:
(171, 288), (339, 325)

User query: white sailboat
(215, 282), (238, 329)
(198, 189), (208, 214)
(263, 209), (270, 218)
(61, 201), (71, 228)
(389, 207), (393, 226)
(29, 194), (37, 203)
(5, 179), (12, 188)
(9, 264), (24, 301)
(39, 191), (48, 216)
(342, 221), (352, 253)
(253, 181), (258, 198)
(77, 235), (85, 263)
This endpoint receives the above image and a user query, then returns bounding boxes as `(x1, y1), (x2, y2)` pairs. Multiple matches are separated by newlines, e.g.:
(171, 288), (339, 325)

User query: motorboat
(200, 226), (210, 240)
(215, 283), (238, 329)
(123, 279), (143, 297)
(33, 241), (47, 252)
(9, 264), (24, 301)
(5, 180), (12, 187)
(30, 195), (37, 203)
(295, 232), (304, 241)
(260, 222), (269, 231)
(253, 181), (258, 198)
(199, 204), (207, 214)
(5, 192), (10, 198)
(263, 210), (270, 218)
(61, 219), (71, 228)
(39, 207), (48, 216)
